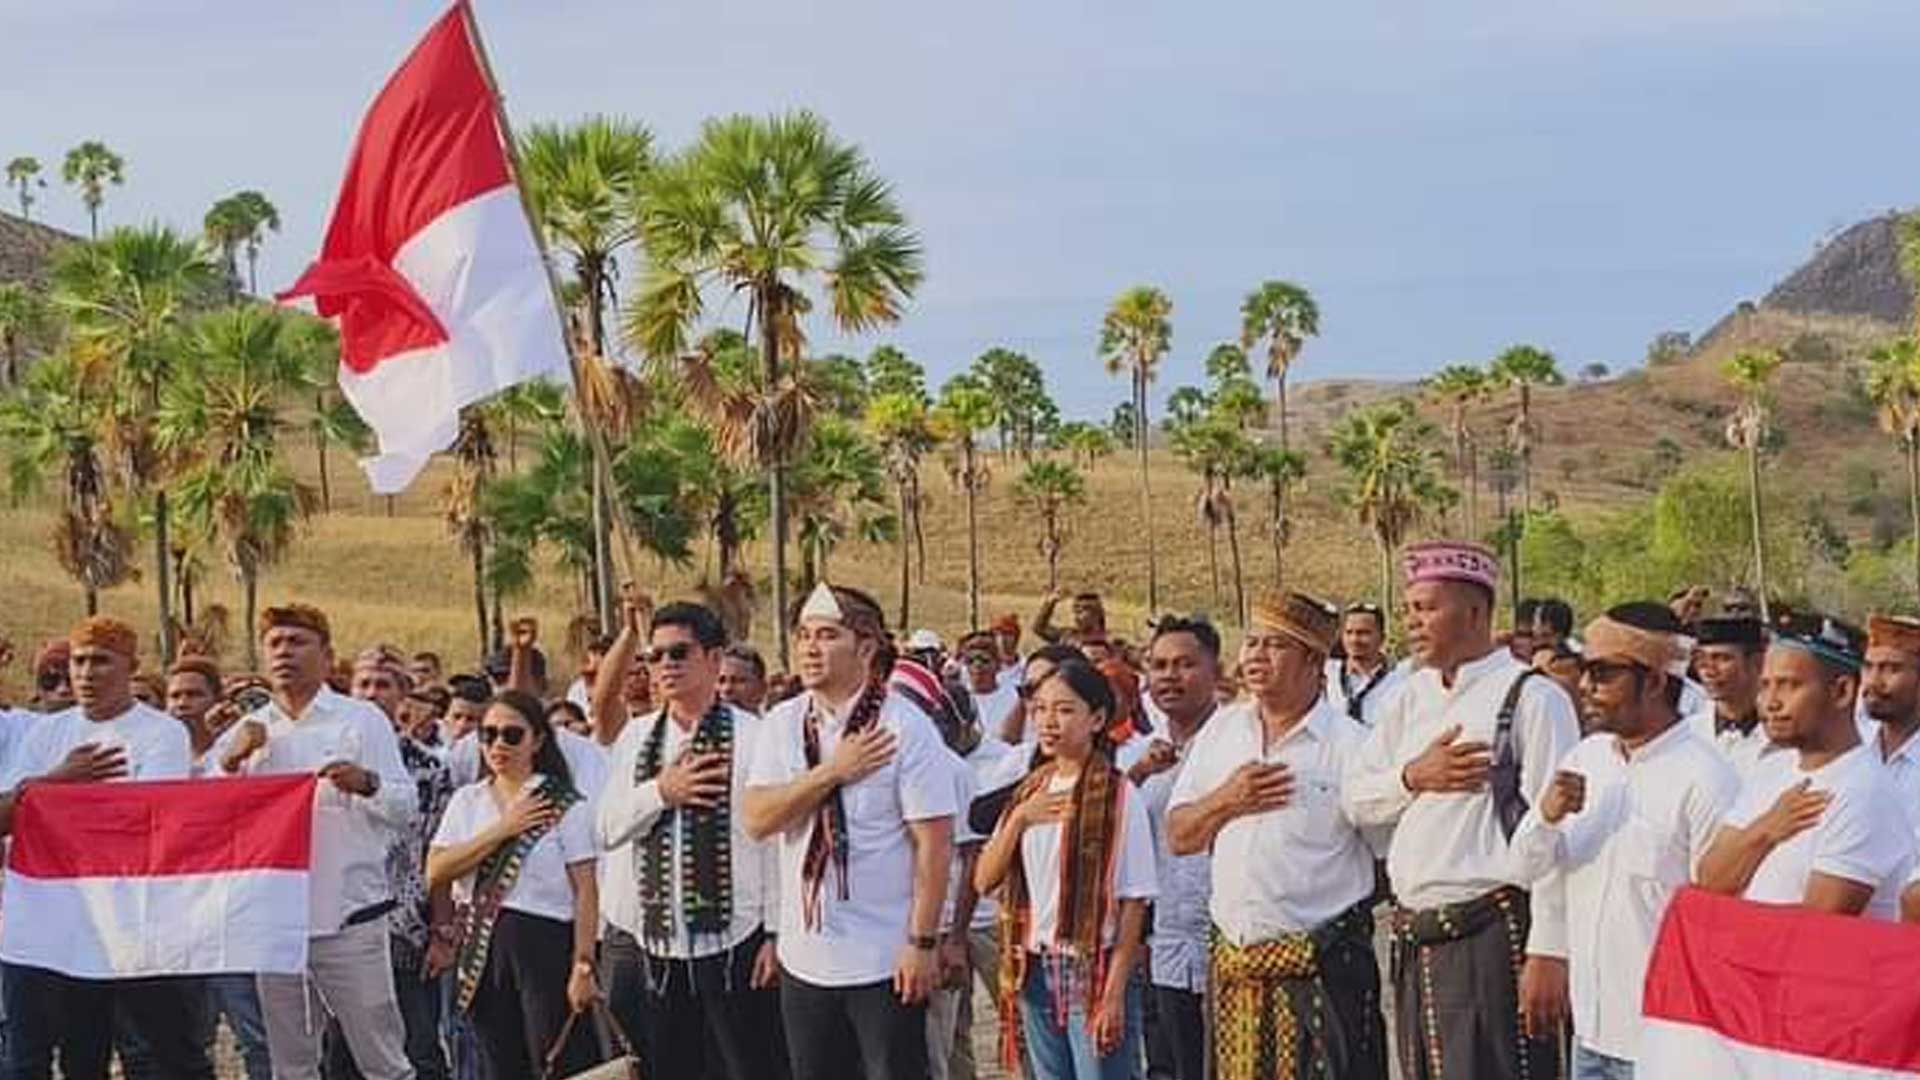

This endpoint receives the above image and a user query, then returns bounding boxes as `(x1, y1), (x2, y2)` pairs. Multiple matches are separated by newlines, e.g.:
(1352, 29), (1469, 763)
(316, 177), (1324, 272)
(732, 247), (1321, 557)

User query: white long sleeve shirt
(1140, 728), (1211, 992)
(595, 703), (776, 960)
(212, 686), (416, 936)
(1510, 723), (1738, 1062)
(1342, 647), (1580, 954)
(1323, 657), (1408, 728)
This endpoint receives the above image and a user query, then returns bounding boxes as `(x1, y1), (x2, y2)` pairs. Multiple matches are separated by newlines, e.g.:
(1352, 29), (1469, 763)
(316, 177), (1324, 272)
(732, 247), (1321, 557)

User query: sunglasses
(641, 643), (698, 665)
(1578, 658), (1646, 682)
(478, 725), (529, 747)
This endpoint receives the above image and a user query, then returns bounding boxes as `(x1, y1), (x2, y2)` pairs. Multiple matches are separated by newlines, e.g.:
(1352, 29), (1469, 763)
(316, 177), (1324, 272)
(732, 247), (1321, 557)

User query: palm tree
(292, 317), (369, 514)
(6, 157), (45, 220)
(1174, 418), (1254, 622)
(158, 307), (317, 668)
(973, 347), (1050, 461)
(932, 375), (998, 628)
(1247, 445), (1306, 587)
(1164, 386), (1211, 432)
(1488, 344), (1562, 514)
(1015, 459), (1087, 591)
(483, 381), (565, 475)
(446, 408), (498, 659)
(0, 282), (57, 387)
(1424, 364), (1491, 539)
(628, 111), (924, 664)
(1328, 400), (1454, 612)
(61, 141), (125, 239)
(204, 191), (280, 296)
(1723, 349), (1783, 620)
(1239, 281), (1320, 453)
(0, 347), (134, 613)
(1054, 421), (1115, 468)
(790, 418), (895, 590)
(867, 390), (935, 626)
(52, 225), (219, 663)
(1867, 338), (1920, 602)
(1099, 285), (1173, 612)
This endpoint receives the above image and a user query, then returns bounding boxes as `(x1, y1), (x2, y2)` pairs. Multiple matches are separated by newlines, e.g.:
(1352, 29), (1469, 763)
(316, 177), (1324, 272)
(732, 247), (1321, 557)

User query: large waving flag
(0, 775), (317, 978)
(279, 2), (570, 493)
(1640, 888), (1920, 1078)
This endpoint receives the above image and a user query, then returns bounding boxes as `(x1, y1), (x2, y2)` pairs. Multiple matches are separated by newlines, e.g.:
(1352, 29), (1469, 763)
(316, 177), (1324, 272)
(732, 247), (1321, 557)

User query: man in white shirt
(0, 617), (213, 1079)
(1511, 604), (1739, 1079)
(595, 601), (782, 1080)
(1686, 616), (1778, 776)
(212, 604), (418, 1080)
(1343, 541), (1580, 1080)
(743, 583), (955, 1080)
(1324, 602), (1405, 727)
(1171, 594), (1386, 1080)
(1859, 614), (1920, 831)
(957, 632), (1018, 748)
(1699, 614), (1915, 919)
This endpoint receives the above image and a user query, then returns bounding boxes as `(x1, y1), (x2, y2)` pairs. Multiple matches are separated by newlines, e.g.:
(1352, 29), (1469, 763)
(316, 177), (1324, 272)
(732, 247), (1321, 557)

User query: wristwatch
(909, 933), (938, 951)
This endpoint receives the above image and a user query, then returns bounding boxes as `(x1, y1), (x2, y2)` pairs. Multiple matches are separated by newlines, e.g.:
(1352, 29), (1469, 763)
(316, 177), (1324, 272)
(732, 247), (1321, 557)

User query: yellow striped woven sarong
(1210, 928), (1331, 1080)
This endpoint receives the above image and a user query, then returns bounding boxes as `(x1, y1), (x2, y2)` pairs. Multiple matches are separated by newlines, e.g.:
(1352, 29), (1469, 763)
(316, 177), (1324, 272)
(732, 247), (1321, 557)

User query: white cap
(907, 628), (944, 652)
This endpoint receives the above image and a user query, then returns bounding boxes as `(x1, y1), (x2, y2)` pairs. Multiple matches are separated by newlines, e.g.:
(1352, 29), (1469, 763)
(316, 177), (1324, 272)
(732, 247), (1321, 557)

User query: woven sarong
(1388, 886), (1561, 1080)
(1209, 900), (1380, 1080)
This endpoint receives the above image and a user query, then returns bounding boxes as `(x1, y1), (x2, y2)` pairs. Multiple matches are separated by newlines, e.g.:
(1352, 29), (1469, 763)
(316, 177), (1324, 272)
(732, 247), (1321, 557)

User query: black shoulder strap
(1491, 669), (1539, 841)
(1496, 669), (1538, 739)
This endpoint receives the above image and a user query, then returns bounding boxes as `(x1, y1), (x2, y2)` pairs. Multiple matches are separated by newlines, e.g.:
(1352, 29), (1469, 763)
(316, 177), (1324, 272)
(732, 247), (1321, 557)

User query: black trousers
(1, 962), (213, 1080)
(468, 910), (594, 1079)
(600, 927), (785, 1080)
(778, 969), (927, 1080)
(1151, 985), (1206, 1080)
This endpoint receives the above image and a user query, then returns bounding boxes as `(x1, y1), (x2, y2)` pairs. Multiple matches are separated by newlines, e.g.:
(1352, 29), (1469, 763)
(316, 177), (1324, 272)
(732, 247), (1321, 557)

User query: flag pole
(457, 0), (631, 631)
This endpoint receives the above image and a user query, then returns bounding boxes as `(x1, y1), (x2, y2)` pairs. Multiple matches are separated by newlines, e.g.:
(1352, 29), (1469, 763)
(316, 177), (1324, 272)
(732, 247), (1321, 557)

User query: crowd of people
(2, 538), (1920, 1080)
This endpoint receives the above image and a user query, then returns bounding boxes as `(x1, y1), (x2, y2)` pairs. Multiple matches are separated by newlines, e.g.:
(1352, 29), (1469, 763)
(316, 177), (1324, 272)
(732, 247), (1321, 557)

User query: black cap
(1694, 616), (1765, 647)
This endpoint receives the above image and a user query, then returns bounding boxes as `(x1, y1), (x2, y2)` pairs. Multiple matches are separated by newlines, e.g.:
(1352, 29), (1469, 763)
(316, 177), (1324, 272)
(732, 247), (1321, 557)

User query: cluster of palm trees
(7, 141), (126, 238)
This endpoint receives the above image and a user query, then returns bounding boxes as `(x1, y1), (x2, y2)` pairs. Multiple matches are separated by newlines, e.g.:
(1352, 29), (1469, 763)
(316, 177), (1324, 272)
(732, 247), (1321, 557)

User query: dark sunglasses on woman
(478, 725), (528, 747)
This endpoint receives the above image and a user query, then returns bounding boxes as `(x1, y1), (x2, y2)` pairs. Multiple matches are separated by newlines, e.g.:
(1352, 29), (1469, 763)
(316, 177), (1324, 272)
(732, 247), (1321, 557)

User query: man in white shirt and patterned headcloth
(1343, 540), (1581, 1080)
(1698, 613), (1915, 920)
(744, 583), (956, 1080)
(1511, 602), (1739, 1080)
(212, 604), (419, 1080)
(1323, 602), (1406, 727)
(1170, 593), (1387, 1080)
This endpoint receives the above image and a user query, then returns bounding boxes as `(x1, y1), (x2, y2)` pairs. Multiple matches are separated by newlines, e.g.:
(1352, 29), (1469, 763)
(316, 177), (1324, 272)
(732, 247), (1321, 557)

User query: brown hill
(0, 210), (79, 288)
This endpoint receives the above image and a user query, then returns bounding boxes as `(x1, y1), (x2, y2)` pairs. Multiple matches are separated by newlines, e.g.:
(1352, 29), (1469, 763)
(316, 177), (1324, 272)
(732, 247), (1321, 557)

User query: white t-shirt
(970, 683), (1020, 745)
(1020, 767), (1157, 952)
(748, 689), (959, 986)
(448, 726), (609, 801)
(1, 701), (191, 787)
(0, 709), (44, 782)
(1721, 744), (1914, 920)
(432, 778), (597, 923)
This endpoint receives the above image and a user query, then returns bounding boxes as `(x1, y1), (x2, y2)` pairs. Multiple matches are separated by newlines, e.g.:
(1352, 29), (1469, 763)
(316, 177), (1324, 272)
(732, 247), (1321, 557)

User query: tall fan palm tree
(1239, 281), (1319, 453)
(1328, 400), (1453, 613)
(933, 375), (998, 628)
(204, 191), (280, 296)
(1247, 445), (1307, 587)
(292, 317), (369, 514)
(6, 157), (44, 220)
(1424, 364), (1491, 539)
(158, 306), (317, 668)
(446, 407), (499, 659)
(1488, 344), (1562, 515)
(867, 390), (935, 626)
(1174, 417), (1254, 623)
(790, 418), (895, 590)
(1055, 421), (1115, 468)
(1723, 349), (1782, 620)
(628, 111), (924, 664)
(61, 141), (124, 239)
(1015, 459), (1086, 592)
(1867, 338), (1920, 603)
(1099, 285), (1173, 612)
(0, 282), (58, 387)
(52, 225), (219, 663)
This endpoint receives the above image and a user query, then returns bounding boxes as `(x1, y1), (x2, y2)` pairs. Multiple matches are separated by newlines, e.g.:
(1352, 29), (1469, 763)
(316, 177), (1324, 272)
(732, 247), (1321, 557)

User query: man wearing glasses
(956, 632), (1018, 748)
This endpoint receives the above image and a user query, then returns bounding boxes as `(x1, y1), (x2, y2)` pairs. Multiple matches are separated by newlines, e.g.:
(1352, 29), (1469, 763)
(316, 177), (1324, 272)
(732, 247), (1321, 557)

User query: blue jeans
(1573, 1043), (1635, 1080)
(1019, 960), (1143, 1080)
(206, 975), (272, 1080)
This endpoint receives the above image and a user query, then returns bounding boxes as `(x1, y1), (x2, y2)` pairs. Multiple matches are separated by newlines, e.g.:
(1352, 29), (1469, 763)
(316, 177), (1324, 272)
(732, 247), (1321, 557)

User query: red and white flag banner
(1640, 887), (1920, 1078)
(279, 2), (570, 493)
(1, 775), (317, 979)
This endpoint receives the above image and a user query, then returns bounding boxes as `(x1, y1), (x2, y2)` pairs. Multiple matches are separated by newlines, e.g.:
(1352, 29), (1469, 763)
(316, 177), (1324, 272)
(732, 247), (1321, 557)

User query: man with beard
(1343, 542), (1580, 1080)
(1511, 603), (1738, 1079)
(1859, 614), (1920, 831)
(1697, 615), (1914, 919)
(1324, 604), (1405, 728)
(1171, 594), (1386, 1080)
(1685, 616), (1775, 776)
(743, 583), (955, 1080)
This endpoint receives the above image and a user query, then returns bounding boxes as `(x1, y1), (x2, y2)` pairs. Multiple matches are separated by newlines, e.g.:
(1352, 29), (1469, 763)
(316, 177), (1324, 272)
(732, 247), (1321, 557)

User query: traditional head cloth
(991, 612), (1021, 635)
(69, 616), (138, 659)
(33, 639), (71, 675)
(1695, 616), (1765, 648)
(1583, 605), (1688, 675)
(1249, 591), (1340, 656)
(1402, 540), (1499, 592)
(1867, 614), (1920, 658)
(259, 603), (332, 644)
(793, 581), (887, 638)
(353, 645), (414, 688)
(169, 655), (222, 687)
(1772, 611), (1864, 673)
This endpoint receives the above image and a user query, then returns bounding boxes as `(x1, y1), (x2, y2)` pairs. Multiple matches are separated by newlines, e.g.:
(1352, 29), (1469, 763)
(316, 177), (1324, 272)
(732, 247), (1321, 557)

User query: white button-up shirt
(1172, 699), (1376, 945)
(1343, 647), (1580, 954)
(1, 701), (190, 787)
(595, 703), (776, 960)
(1323, 657), (1408, 728)
(1870, 724), (1920, 835)
(747, 688), (957, 986)
(1510, 723), (1738, 1062)
(1140, 718), (1212, 993)
(1684, 707), (1780, 778)
(212, 686), (416, 936)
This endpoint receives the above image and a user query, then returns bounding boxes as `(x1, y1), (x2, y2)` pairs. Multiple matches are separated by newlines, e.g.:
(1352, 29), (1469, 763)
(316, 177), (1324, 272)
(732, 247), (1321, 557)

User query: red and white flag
(280, 3), (570, 493)
(0, 775), (317, 979)
(1640, 888), (1920, 1078)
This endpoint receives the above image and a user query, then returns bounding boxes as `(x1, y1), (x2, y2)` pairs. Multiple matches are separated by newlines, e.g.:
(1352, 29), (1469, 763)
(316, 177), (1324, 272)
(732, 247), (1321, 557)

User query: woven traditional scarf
(453, 776), (583, 1013)
(799, 682), (887, 929)
(995, 748), (1125, 1071)
(633, 700), (735, 949)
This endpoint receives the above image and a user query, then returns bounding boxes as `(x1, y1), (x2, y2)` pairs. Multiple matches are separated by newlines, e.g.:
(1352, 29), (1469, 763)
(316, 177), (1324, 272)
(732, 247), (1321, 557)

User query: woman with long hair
(975, 660), (1157, 1079)
(427, 690), (599, 1076)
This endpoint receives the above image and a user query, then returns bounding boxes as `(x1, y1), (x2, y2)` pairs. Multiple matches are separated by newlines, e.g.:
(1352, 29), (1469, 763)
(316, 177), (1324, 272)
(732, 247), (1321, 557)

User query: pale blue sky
(5, 0), (1917, 416)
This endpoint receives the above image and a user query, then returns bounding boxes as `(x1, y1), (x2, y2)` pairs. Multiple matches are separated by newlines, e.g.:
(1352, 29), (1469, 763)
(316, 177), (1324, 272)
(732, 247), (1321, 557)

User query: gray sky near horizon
(5, 0), (1918, 418)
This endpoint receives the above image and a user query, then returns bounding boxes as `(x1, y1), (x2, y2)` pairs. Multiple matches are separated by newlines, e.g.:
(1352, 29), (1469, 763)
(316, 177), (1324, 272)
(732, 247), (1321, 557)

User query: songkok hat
(69, 616), (138, 659)
(1772, 611), (1864, 673)
(1402, 540), (1499, 591)
(1694, 616), (1765, 648)
(259, 603), (331, 644)
(353, 645), (413, 687)
(1249, 591), (1340, 656)
(1867, 614), (1920, 658)
(169, 655), (222, 686)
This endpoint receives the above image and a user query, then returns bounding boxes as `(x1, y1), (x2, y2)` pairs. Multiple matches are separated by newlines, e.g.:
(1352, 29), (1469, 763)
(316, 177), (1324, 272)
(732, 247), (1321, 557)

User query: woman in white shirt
(428, 690), (600, 1077)
(975, 659), (1157, 1080)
